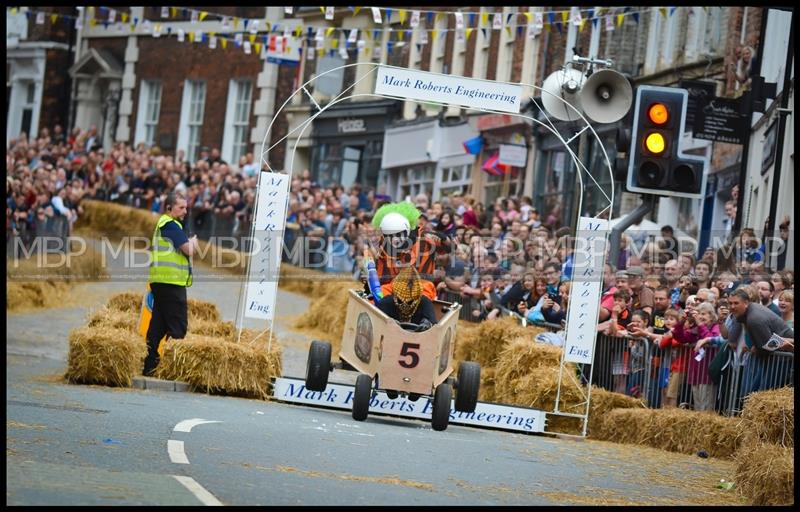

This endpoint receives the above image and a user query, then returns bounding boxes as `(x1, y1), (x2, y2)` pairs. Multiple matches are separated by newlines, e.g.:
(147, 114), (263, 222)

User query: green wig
(372, 202), (421, 230)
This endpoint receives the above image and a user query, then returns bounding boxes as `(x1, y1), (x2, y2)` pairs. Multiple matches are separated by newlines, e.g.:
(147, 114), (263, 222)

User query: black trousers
(144, 282), (188, 375)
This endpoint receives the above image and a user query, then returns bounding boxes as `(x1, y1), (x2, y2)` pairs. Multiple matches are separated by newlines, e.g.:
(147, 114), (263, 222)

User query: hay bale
(154, 333), (283, 400)
(187, 299), (221, 323)
(479, 367), (497, 402)
(454, 316), (531, 368)
(189, 319), (235, 339)
(739, 386), (794, 447)
(7, 280), (71, 311)
(495, 366), (586, 415)
(65, 326), (147, 387)
(106, 292), (144, 314)
(278, 264), (321, 296)
(591, 408), (741, 459)
(76, 199), (157, 239)
(294, 281), (352, 354)
(586, 388), (646, 436)
(734, 441), (794, 505)
(88, 307), (139, 332)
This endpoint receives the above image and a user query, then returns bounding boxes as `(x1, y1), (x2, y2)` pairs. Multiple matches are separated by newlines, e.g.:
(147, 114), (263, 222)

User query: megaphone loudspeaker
(540, 67), (586, 122)
(580, 69), (633, 124)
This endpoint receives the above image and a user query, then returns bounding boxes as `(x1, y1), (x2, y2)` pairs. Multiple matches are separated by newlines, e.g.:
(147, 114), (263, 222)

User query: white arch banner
(374, 65), (523, 114)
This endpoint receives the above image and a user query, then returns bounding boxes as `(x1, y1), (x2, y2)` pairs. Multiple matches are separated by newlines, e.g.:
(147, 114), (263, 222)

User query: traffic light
(626, 85), (708, 199)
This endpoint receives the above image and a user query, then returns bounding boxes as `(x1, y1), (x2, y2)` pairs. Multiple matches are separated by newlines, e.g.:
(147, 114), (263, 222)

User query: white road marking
(173, 419), (222, 433)
(173, 475), (223, 506)
(168, 439), (190, 464)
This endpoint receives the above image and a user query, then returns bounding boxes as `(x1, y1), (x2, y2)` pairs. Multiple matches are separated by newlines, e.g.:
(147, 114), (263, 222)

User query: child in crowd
(687, 302), (720, 412)
(625, 310), (651, 398)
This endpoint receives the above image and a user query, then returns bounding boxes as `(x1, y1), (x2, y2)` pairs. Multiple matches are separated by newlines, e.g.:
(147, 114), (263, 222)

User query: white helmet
(379, 212), (411, 236)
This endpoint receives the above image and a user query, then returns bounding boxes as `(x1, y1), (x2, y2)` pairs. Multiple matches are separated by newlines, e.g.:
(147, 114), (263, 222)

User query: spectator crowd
(7, 125), (794, 414)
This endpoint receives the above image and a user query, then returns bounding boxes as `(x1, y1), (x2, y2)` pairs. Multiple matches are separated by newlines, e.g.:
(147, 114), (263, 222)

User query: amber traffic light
(626, 86), (708, 199)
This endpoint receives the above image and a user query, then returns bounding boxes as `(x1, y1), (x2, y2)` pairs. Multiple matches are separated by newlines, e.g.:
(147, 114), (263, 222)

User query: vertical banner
(563, 217), (608, 364)
(243, 172), (290, 322)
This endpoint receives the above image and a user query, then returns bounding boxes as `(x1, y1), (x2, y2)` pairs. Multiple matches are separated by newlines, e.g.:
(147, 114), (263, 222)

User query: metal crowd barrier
(589, 335), (793, 415)
(438, 289), (485, 322)
(7, 215), (70, 257)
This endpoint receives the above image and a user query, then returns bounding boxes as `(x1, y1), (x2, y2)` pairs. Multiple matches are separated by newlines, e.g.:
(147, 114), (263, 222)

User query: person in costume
(375, 266), (438, 330)
(369, 202), (451, 301)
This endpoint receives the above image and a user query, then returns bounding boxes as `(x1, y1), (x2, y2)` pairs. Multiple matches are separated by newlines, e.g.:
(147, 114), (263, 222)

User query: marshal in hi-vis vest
(149, 214), (193, 287)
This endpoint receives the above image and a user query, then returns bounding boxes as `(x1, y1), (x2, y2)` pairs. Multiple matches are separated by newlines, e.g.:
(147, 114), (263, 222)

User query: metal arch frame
(251, 62), (615, 437)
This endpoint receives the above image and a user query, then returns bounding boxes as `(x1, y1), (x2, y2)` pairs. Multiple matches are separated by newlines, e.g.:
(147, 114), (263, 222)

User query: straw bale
(495, 366), (586, 414)
(76, 199), (157, 239)
(478, 367), (497, 402)
(189, 319), (236, 339)
(88, 307), (139, 332)
(278, 264), (322, 296)
(294, 281), (352, 353)
(734, 441), (794, 506)
(65, 326), (147, 387)
(546, 415), (583, 436)
(106, 292), (144, 313)
(187, 299), (221, 323)
(7, 247), (108, 311)
(738, 386), (794, 447)
(586, 388), (646, 436)
(591, 408), (741, 459)
(154, 332), (283, 400)
(7, 280), (71, 311)
(454, 316), (531, 368)
(194, 239), (247, 275)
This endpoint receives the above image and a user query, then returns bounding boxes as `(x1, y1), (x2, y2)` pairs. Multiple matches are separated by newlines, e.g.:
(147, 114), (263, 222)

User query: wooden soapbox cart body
(305, 289), (480, 431)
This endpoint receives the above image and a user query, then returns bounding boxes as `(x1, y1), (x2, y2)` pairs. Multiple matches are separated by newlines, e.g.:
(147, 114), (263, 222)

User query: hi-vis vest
(149, 214), (192, 287)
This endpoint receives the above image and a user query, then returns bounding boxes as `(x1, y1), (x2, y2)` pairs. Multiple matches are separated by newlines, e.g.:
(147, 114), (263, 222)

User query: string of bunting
(9, 5), (693, 58)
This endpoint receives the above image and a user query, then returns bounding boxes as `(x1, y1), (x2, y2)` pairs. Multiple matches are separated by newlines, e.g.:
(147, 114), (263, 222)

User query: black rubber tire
(454, 362), (481, 413)
(352, 374), (373, 421)
(305, 341), (331, 392)
(431, 382), (452, 431)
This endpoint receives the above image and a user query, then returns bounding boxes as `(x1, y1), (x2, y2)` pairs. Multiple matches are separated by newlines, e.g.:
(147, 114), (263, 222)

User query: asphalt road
(6, 240), (746, 505)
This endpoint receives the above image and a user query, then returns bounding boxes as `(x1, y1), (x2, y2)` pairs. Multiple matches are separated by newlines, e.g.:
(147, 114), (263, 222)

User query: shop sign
(499, 144), (527, 167)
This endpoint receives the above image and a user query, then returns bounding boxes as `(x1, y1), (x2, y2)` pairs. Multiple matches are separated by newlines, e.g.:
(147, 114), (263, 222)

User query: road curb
(133, 376), (190, 392)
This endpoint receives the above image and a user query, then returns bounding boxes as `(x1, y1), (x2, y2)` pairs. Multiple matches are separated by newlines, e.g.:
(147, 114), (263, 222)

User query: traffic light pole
(607, 195), (656, 268)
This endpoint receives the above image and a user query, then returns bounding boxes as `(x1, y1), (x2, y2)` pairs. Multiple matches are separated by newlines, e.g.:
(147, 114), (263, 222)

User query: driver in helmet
(369, 202), (450, 301)
(375, 266), (438, 330)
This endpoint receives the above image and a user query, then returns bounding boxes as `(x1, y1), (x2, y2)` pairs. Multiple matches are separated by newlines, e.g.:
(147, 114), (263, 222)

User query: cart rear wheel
(431, 382), (452, 431)
(352, 374), (373, 421)
(305, 341), (331, 392)
(454, 362), (481, 413)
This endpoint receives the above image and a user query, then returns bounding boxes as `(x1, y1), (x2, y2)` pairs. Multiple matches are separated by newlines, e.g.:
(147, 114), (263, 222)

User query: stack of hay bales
(66, 292), (282, 399)
(590, 407), (741, 458)
(76, 199), (156, 238)
(293, 279), (353, 354)
(734, 387), (794, 505)
(585, 388), (645, 436)
(7, 247), (108, 311)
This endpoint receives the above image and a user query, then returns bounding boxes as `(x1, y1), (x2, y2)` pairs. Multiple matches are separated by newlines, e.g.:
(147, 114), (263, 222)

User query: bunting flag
(200, 11), (208, 22)
(353, 7), (361, 16)
(108, 9), (116, 22)
(410, 10), (419, 28)
(480, 12), (488, 26)
(177, 28), (185, 42)
(579, 19), (587, 32)
(399, 9), (406, 24)
(36, 11), (45, 24)
(325, 7), (334, 21)
(386, 9), (393, 23)
(465, 27), (474, 40)
(633, 12), (639, 24)
(617, 13), (624, 27)
(463, 135), (483, 155)
(209, 35), (216, 48)
(221, 38), (227, 49)
(371, 7), (381, 24)
(534, 12), (544, 30)
(50, 13), (58, 24)
(455, 12), (464, 30)
(605, 14), (614, 32)
(561, 10), (569, 24)
(492, 13), (502, 29)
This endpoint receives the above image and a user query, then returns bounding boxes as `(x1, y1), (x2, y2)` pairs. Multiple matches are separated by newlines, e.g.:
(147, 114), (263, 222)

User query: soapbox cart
(305, 289), (481, 431)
